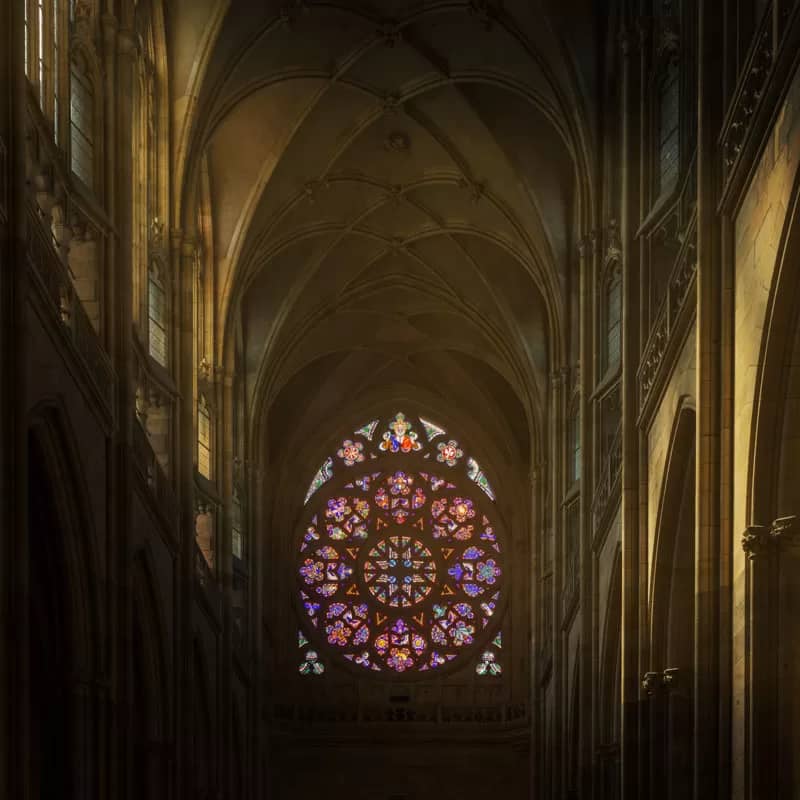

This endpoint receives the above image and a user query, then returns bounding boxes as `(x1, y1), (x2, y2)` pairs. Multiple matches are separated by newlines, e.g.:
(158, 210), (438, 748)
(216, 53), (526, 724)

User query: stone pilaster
(696, 3), (725, 797)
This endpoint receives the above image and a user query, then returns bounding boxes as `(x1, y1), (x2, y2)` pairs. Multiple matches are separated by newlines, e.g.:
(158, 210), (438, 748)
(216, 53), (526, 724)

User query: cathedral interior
(2, 0), (800, 798)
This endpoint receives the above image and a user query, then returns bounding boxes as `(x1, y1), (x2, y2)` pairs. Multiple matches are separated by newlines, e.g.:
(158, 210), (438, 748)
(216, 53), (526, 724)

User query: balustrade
(593, 424), (622, 525)
(638, 215), (697, 415)
(272, 701), (528, 727)
(26, 202), (115, 415)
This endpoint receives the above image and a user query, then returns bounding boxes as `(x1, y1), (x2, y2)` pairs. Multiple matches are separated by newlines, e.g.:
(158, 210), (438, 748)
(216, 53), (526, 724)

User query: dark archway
(132, 552), (170, 800)
(28, 430), (75, 800)
(649, 406), (696, 800)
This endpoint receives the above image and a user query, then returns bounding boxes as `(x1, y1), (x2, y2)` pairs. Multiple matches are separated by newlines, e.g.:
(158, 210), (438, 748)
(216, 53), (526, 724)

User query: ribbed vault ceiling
(178, 0), (600, 494)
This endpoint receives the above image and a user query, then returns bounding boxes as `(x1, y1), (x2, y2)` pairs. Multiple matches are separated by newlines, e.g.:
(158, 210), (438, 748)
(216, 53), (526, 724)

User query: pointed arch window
(568, 400), (581, 485)
(69, 57), (94, 186)
(197, 396), (212, 480)
(26, 0), (65, 137)
(232, 492), (244, 561)
(602, 265), (622, 375)
(147, 260), (168, 366)
(657, 56), (680, 194)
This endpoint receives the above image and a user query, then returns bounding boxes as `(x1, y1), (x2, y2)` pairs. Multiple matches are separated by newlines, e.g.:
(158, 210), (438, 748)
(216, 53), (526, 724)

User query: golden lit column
(2, 1), (31, 797)
(696, 3), (724, 796)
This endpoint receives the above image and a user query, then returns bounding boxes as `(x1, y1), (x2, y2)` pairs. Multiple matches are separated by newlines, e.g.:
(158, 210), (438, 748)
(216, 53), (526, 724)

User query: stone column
(577, 231), (595, 800)
(619, 15), (643, 800)
(2, 1), (31, 797)
(548, 366), (565, 799)
(529, 460), (543, 800)
(113, 19), (138, 800)
(250, 459), (266, 800)
(177, 234), (196, 800)
(220, 362), (234, 800)
(696, 2), (724, 797)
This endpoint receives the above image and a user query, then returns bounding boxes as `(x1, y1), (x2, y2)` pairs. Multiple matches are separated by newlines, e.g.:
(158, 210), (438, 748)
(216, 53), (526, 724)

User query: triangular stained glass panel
(304, 457), (334, 505)
(355, 420), (380, 441)
(420, 417), (447, 442)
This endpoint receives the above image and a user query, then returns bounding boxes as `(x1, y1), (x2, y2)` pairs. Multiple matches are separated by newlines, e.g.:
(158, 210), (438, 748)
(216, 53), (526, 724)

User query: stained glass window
(467, 457), (496, 501)
(568, 403), (581, 484)
(297, 413), (504, 677)
(148, 263), (168, 366)
(197, 397), (212, 479)
(603, 266), (622, 375)
(304, 458), (334, 505)
(298, 630), (325, 675)
(476, 631), (503, 676)
(658, 59), (680, 193)
(70, 60), (94, 186)
(420, 417), (447, 442)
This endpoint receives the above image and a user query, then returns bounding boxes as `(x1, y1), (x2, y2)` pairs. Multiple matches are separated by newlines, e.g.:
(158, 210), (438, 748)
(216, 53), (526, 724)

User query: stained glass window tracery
(297, 413), (504, 677)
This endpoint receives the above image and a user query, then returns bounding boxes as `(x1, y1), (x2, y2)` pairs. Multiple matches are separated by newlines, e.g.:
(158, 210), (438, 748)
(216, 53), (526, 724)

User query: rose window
(296, 413), (504, 677)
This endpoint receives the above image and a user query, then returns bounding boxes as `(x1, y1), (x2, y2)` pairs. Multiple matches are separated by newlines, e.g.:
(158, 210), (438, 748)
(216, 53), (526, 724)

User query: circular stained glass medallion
(297, 468), (503, 675)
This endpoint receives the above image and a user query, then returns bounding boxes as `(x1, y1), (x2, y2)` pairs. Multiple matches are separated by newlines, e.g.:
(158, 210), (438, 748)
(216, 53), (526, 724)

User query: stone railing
(721, 0), (800, 190)
(593, 424), (622, 525)
(273, 701), (528, 727)
(638, 215), (697, 414)
(132, 418), (179, 528)
(26, 203), (115, 416)
(194, 541), (221, 614)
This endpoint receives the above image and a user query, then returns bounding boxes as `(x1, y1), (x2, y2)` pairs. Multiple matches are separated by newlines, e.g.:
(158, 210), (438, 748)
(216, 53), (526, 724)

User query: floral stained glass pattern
(337, 439), (365, 466)
(476, 630), (503, 676)
(379, 413), (422, 454)
(298, 629), (325, 675)
(297, 468), (503, 675)
(437, 439), (464, 467)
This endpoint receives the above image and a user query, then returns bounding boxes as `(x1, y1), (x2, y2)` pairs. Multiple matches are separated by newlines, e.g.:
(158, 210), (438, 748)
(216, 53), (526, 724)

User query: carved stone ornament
(384, 131), (410, 153)
(468, 0), (502, 31)
(605, 219), (622, 263)
(742, 516), (798, 560)
(380, 92), (403, 114)
(641, 671), (661, 696)
(457, 176), (486, 204)
(377, 22), (403, 47)
(642, 668), (679, 696)
(279, 0), (310, 28)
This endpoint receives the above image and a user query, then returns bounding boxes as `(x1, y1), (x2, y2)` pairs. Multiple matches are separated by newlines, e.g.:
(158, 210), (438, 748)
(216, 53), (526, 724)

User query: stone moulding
(637, 214), (698, 421)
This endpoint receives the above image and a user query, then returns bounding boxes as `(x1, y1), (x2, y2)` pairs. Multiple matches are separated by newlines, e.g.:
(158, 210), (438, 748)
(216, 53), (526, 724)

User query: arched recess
(231, 699), (245, 800)
(27, 404), (101, 800)
(648, 403), (696, 800)
(131, 550), (169, 800)
(192, 639), (216, 800)
(598, 551), (621, 800)
(745, 165), (800, 799)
